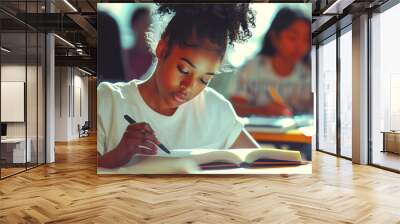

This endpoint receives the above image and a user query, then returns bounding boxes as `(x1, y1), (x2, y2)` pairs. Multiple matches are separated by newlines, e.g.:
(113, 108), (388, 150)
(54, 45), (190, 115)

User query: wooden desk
(382, 131), (400, 154)
(249, 129), (312, 144)
(98, 163), (312, 175)
(1, 138), (31, 163)
(98, 148), (311, 175)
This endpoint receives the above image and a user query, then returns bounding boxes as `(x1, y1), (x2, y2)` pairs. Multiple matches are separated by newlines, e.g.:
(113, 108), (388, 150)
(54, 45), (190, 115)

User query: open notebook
(97, 148), (307, 174)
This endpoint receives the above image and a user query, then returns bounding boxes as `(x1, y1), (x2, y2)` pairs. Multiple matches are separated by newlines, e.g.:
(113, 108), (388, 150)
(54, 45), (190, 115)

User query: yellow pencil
(267, 85), (284, 104)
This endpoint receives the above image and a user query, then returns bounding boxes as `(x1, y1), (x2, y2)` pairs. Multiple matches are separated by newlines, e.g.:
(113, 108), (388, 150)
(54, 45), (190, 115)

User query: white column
(46, 1), (55, 163)
(352, 14), (369, 164)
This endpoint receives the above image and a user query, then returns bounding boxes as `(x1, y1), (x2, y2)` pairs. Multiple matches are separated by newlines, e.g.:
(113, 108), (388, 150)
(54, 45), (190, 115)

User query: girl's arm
(230, 129), (261, 149)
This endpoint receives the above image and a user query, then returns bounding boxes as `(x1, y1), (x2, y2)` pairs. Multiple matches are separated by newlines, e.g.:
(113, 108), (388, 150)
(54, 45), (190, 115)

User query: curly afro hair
(156, 3), (256, 59)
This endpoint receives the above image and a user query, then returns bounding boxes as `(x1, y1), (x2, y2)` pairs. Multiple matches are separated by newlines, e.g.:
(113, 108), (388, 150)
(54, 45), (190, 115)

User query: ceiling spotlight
(322, 0), (354, 15)
(78, 67), (92, 76)
(63, 0), (78, 12)
(54, 34), (75, 48)
(1, 47), (11, 53)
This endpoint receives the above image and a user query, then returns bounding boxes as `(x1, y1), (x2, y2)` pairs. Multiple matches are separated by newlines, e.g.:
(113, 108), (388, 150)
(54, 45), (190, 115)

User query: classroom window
(370, 3), (400, 171)
(317, 36), (337, 155)
(339, 28), (352, 158)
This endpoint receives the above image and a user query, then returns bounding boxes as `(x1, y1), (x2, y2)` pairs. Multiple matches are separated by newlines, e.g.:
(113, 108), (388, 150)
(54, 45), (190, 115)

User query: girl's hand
(117, 122), (160, 156)
(98, 123), (161, 168)
(264, 101), (293, 116)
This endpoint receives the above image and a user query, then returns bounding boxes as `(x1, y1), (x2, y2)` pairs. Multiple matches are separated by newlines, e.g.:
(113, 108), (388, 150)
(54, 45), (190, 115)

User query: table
(97, 149), (312, 175)
(1, 138), (31, 163)
(381, 131), (400, 154)
(249, 129), (312, 144)
(98, 163), (312, 175)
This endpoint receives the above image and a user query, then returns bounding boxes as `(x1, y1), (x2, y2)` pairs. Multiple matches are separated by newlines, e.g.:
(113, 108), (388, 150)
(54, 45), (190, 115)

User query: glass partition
(317, 36), (337, 155)
(1, 30), (28, 178)
(339, 28), (352, 158)
(0, 1), (46, 179)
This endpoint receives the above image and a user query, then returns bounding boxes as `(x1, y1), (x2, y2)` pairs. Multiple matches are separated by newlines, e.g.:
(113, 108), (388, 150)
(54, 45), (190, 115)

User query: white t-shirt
(97, 80), (243, 156)
(231, 55), (312, 114)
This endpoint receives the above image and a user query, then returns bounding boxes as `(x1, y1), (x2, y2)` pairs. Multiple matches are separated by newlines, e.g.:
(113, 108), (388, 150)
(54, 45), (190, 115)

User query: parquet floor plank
(0, 134), (399, 223)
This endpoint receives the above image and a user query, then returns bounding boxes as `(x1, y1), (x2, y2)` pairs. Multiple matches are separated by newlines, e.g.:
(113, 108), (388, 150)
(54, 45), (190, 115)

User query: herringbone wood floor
(1, 134), (400, 224)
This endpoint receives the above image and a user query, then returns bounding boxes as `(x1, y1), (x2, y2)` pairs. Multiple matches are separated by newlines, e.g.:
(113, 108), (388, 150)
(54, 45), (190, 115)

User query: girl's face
(273, 20), (310, 62)
(154, 39), (221, 109)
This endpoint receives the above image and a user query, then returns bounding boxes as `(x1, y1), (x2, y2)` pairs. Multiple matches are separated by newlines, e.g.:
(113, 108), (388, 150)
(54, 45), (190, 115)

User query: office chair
(78, 121), (90, 138)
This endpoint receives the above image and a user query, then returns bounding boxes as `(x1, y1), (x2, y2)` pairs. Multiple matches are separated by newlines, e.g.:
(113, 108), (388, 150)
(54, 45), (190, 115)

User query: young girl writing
(97, 3), (260, 169)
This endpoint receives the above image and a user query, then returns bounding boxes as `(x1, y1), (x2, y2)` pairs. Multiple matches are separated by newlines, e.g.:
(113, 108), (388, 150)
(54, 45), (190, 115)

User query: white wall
(1, 64), (26, 81)
(1, 65), (32, 137)
(54, 67), (89, 141)
(55, 67), (69, 141)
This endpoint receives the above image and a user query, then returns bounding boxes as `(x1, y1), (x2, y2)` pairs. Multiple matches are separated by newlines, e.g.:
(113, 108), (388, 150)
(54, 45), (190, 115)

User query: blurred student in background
(230, 7), (312, 117)
(98, 11), (126, 83)
(125, 7), (155, 81)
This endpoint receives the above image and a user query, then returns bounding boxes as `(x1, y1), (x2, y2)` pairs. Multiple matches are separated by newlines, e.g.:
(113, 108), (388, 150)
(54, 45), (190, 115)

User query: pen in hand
(267, 86), (292, 116)
(267, 85), (284, 104)
(124, 114), (171, 154)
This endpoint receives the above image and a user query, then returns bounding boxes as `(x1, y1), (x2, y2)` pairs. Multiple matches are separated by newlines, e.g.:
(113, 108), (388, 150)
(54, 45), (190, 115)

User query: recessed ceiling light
(1, 47), (11, 53)
(54, 34), (75, 48)
(78, 67), (92, 76)
(63, 0), (78, 12)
